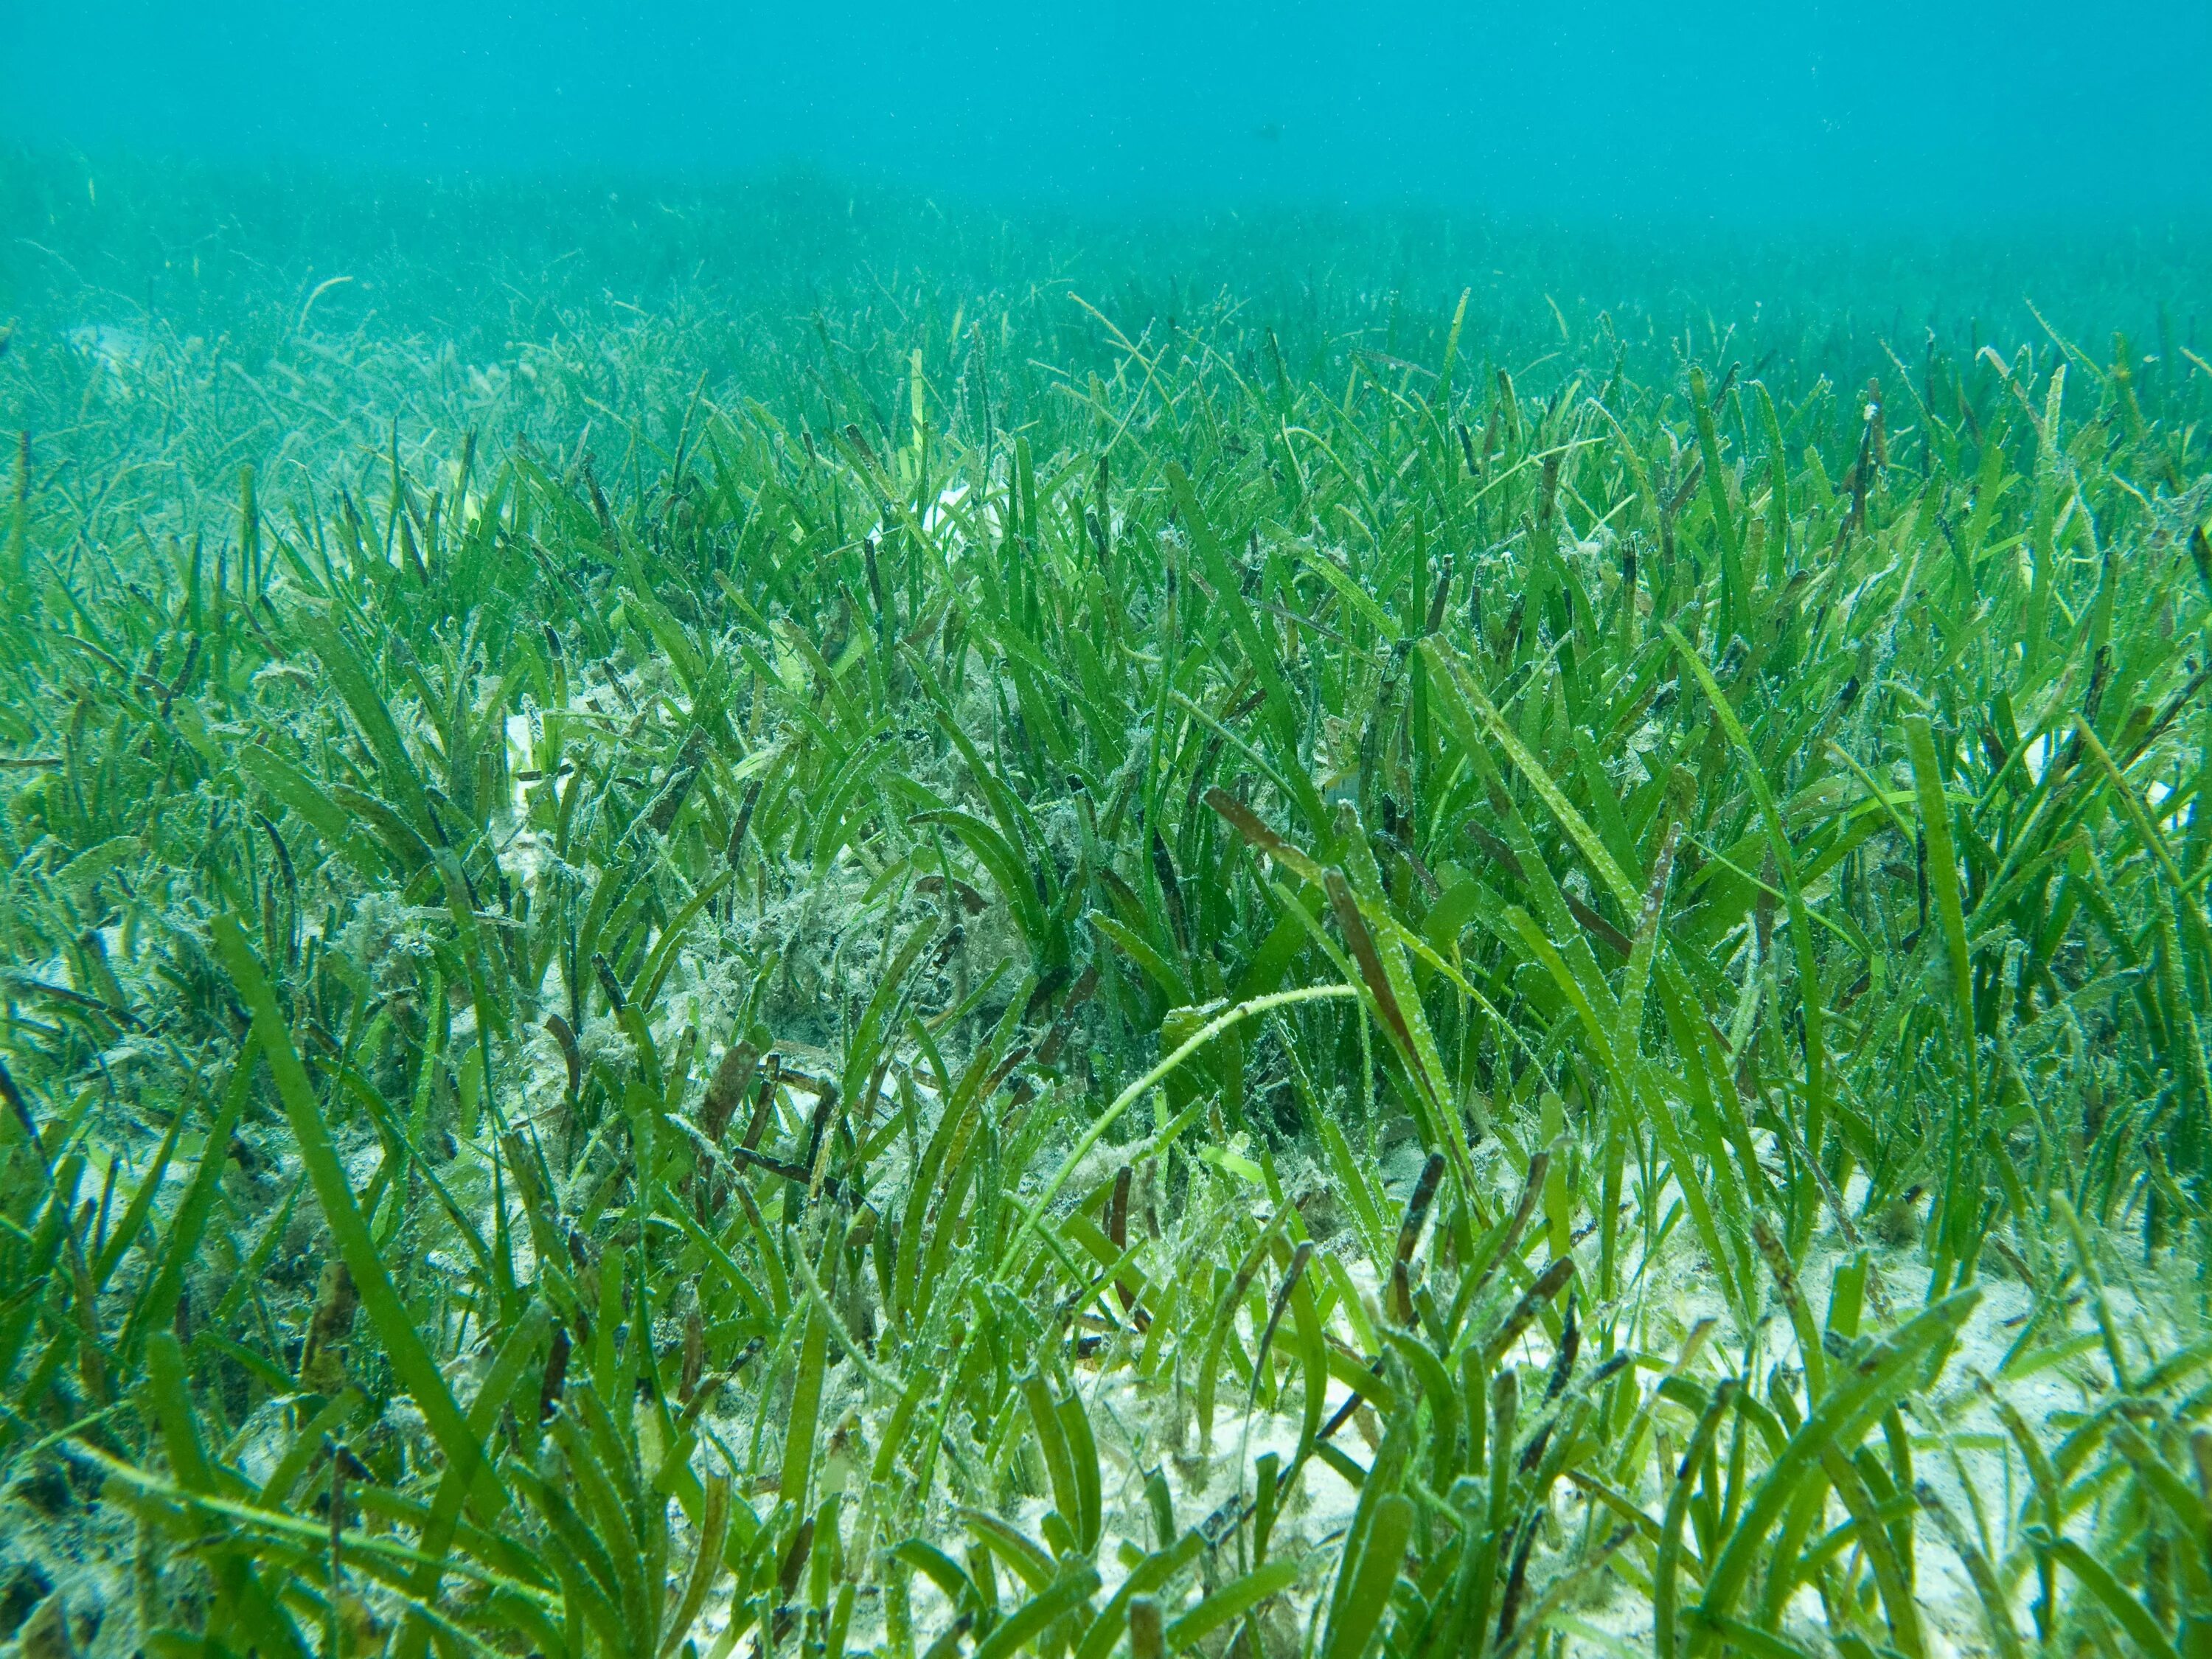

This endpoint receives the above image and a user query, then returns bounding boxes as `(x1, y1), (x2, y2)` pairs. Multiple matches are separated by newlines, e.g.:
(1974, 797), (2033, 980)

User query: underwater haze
(7, 0), (2212, 222)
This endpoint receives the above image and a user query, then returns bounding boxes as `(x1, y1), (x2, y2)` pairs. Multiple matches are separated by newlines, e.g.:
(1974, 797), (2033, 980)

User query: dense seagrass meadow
(4, 156), (2212, 1659)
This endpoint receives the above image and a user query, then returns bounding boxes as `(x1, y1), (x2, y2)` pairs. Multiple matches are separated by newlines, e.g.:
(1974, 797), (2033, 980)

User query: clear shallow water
(4, 0), (2210, 227)
(1, 14), (2211, 1659)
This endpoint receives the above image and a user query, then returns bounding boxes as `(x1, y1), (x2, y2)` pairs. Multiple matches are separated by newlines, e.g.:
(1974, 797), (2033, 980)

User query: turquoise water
(6, 0), (2208, 378)
(6, 1), (2209, 225)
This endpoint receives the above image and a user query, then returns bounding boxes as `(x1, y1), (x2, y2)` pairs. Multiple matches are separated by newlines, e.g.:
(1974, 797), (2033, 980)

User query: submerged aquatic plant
(1, 154), (2211, 1659)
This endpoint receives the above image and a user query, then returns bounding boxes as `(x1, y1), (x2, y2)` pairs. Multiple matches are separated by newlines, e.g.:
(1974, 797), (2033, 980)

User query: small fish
(66, 323), (148, 370)
(1253, 121), (1282, 144)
